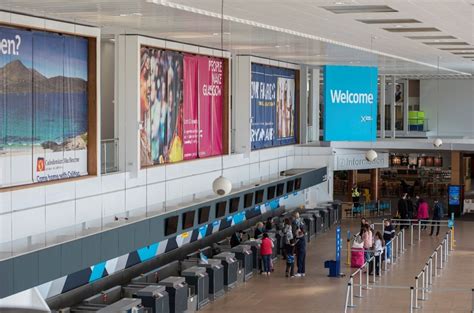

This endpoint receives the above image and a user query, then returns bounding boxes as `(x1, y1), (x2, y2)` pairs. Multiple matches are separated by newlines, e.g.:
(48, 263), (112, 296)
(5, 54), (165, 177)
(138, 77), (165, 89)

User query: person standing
(407, 195), (415, 220)
(352, 184), (361, 209)
(383, 219), (395, 262)
(417, 198), (429, 230)
(260, 233), (274, 275)
(430, 200), (444, 236)
(362, 224), (373, 263)
(285, 239), (296, 278)
(369, 231), (385, 276)
(254, 222), (265, 239)
(295, 229), (306, 277)
(397, 193), (408, 229)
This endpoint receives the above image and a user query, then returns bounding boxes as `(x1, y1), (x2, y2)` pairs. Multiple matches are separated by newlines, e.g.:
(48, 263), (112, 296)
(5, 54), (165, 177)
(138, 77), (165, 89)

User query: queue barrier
(344, 229), (406, 312)
(411, 229), (454, 311)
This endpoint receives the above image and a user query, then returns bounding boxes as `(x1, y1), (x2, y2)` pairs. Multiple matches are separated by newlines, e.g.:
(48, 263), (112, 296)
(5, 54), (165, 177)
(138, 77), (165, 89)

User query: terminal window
(295, 178), (302, 190)
(229, 197), (240, 213)
(244, 193), (254, 208)
(255, 189), (264, 204)
(182, 211), (195, 230)
(276, 183), (285, 197)
(165, 215), (179, 236)
(198, 206), (210, 224)
(267, 186), (276, 200)
(216, 201), (227, 218)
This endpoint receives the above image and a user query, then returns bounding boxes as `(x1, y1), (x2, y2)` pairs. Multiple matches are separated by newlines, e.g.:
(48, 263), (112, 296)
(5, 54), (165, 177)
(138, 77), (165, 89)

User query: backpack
(286, 254), (295, 264)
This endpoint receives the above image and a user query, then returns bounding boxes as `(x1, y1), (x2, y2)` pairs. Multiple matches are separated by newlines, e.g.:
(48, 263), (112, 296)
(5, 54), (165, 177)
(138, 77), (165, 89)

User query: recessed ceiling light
(275, 45), (281, 48)
(383, 27), (440, 32)
(395, 25), (404, 28)
(321, 5), (398, 14)
(358, 18), (421, 24)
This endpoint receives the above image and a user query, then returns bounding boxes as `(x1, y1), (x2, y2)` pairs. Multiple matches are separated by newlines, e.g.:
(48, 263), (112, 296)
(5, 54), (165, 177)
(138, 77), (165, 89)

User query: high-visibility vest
(352, 188), (360, 197)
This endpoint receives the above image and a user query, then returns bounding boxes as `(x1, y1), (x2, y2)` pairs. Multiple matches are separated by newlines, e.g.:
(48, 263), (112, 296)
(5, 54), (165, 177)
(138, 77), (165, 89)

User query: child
(295, 229), (306, 277)
(285, 239), (296, 277)
(369, 231), (385, 276)
(260, 233), (274, 275)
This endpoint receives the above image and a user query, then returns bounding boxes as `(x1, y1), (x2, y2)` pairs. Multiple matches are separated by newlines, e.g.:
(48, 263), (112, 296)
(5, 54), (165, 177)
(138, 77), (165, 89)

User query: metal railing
(349, 200), (392, 217)
(344, 229), (406, 312)
(101, 138), (119, 174)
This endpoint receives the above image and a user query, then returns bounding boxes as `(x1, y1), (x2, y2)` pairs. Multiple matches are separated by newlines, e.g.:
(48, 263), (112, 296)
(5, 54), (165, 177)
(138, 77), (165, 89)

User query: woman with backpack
(282, 218), (294, 260)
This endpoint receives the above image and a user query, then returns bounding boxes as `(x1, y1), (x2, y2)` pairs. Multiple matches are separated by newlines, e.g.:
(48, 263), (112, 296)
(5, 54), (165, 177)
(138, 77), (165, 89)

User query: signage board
(323, 65), (378, 141)
(334, 152), (389, 171)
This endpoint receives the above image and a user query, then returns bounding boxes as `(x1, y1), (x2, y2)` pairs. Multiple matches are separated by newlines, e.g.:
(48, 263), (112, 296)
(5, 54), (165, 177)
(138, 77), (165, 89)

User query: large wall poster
(250, 63), (297, 150)
(140, 46), (224, 167)
(0, 26), (89, 187)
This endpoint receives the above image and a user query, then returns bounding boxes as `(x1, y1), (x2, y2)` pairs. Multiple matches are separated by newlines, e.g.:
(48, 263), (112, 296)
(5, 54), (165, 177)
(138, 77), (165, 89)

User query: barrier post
(445, 236), (449, 260)
(418, 220), (421, 241)
(410, 224), (414, 245)
(344, 283), (351, 312)
(402, 229), (406, 252)
(357, 271), (363, 298)
(414, 276), (419, 309)
(410, 287), (414, 313)
(365, 261), (371, 290)
(440, 244), (444, 269)
(420, 268), (426, 301)
(372, 256), (376, 283)
(394, 236), (398, 263)
(391, 240), (394, 265)
(452, 226), (456, 249)
(346, 238), (351, 266)
(471, 288), (474, 313)
(384, 245), (388, 272)
(434, 252), (438, 277)
(349, 277), (354, 308)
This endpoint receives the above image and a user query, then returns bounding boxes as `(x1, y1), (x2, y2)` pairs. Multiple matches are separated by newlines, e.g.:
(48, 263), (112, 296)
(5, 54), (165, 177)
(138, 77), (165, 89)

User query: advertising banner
(183, 55), (198, 160)
(251, 63), (297, 150)
(0, 26), (89, 187)
(140, 46), (224, 166)
(323, 65), (378, 141)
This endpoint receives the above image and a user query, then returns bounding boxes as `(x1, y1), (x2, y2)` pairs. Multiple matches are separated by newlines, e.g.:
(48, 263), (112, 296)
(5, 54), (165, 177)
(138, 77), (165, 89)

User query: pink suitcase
(351, 248), (365, 268)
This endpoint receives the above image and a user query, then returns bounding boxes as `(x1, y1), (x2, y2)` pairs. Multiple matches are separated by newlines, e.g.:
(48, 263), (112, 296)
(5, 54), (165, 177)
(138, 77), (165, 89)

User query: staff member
(352, 184), (361, 208)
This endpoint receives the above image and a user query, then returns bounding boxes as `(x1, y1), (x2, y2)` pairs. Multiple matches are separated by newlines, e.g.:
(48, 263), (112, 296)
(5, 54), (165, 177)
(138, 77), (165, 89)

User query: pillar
(371, 168), (379, 202)
(451, 151), (462, 185)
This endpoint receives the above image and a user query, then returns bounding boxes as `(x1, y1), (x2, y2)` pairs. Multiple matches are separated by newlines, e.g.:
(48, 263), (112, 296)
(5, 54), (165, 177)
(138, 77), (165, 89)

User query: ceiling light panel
(424, 42), (470, 45)
(357, 19), (421, 24)
(383, 27), (441, 32)
(321, 5), (398, 14)
(406, 35), (457, 40)
(439, 48), (474, 51)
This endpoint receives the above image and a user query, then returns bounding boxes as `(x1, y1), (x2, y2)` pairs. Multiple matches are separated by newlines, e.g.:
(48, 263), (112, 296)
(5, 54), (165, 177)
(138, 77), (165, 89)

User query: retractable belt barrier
(344, 229), (406, 313)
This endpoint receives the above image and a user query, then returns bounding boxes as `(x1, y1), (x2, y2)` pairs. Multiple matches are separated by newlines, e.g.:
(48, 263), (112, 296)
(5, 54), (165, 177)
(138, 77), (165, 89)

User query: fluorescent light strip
(146, 0), (470, 76)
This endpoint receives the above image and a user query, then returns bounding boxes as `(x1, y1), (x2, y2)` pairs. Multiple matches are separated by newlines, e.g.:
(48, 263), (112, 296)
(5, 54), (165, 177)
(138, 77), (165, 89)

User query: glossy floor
(200, 219), (473, 313)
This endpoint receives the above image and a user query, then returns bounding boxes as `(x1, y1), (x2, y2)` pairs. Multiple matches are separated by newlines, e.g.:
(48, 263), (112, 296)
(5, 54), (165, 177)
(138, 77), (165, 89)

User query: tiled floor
(200, 218), (473, 313)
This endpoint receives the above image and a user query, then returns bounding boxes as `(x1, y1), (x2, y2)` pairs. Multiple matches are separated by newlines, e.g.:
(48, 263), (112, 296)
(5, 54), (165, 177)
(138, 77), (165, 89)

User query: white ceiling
(2, 0), (474, 76)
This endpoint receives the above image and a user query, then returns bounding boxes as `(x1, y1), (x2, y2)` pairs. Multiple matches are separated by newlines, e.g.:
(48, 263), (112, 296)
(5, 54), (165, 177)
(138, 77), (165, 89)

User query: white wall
(420, 79), (474, 138)
(100, 39), (115, 140)
(0, 145), (332, 246)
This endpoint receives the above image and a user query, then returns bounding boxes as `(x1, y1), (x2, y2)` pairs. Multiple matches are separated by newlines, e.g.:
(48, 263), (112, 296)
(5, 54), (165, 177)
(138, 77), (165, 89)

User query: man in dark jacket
(430, 200), (444, 236)
(398, 193), (408, 229)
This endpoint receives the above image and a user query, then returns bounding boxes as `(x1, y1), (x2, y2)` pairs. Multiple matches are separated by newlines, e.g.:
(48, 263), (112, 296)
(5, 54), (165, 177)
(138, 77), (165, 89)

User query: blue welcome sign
(323, 65), (378, 141)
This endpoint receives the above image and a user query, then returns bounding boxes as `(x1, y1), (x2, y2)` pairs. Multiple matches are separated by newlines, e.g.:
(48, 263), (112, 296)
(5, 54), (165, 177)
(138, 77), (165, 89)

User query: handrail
(344, 229), (405, 311)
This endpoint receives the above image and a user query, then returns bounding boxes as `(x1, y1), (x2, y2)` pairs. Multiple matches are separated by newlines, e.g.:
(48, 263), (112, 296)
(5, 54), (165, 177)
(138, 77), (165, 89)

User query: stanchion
(418, 220), (421, 241)
(394, 235), (398, 263)
(414, 276), (420, 309)
(445, 236), (449, 261)
(384, 245), (388, 272)
(410, 287), (414, 313)
(420, 268), (426, 301)
(349, 277), (355, 308)
(471, 288), (474, 313)
(402, 229), (406, 252)
(364, 261), (371, 290)
(344, 283), (351, 313)
(410, 224), (414, 246)
(356, 271), (363, 298)
(372, 256), (376, 282)
(452, 226), (456, 249)
(440, 243), (444, 269)
(346, 238), (351, 266)
(391, 240), (394, 265)
(434, 251), (438, 277)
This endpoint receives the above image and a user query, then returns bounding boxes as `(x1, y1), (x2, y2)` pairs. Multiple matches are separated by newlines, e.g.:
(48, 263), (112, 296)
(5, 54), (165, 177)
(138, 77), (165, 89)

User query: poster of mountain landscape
(0, 26), (89, 187)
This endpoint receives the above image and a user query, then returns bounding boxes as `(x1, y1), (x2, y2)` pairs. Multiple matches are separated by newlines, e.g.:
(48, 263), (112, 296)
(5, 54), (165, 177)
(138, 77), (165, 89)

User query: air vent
(357, 18), (420, 24)
(439, 47), (474, 51)
(383, 27), (440, 32)
(321, 5), (398, 14)
(451, 52), (474, 55)
(424, 42), (470, 46)
(406, 35), (457, 40)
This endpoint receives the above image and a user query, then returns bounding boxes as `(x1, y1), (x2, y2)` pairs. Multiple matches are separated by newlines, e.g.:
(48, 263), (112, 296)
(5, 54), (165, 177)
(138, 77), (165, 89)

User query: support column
(451, 151), (462, 185)
(403, 79), (409, 135)
(371, 168), (379, 202)
(310, 68), (320, 141)
(391, 76), (396, 139)
(299, 65), (308, 144)
(379, 75), (386, 139)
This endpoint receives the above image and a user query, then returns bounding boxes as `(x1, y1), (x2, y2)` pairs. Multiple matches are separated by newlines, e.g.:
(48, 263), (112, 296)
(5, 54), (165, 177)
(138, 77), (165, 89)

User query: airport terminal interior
(0, 1), (473, 312)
